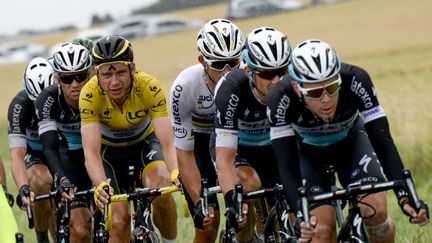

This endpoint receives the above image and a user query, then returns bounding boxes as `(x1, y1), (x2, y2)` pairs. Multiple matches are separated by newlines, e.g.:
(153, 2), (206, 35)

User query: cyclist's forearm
(216, 147), (238, 195)
(10, 147), (28, 188)
(177, 149), (201, 203)
(272, 136), (301, 211)
(365, 118), (404, 180)
(84, 156), (107, 186)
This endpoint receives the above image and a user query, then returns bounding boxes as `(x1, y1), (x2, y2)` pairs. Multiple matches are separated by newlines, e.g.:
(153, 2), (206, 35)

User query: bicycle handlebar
(109, 185), (180, 203)
(298, 169), (423, 225)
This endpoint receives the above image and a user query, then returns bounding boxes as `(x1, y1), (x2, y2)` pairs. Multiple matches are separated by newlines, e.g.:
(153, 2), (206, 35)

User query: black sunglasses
(255, 68), (287, 80)
(59, 72), (89, 84)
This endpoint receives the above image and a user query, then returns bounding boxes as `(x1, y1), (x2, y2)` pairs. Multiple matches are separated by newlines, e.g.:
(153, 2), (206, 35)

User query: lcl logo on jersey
(198, 95), (213, 109)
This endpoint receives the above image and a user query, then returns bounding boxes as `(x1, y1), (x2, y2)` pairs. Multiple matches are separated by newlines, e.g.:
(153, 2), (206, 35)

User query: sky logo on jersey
(198, 95), (213, 109)
(173, 126), (187, 139)
(350, 77), (373, 108)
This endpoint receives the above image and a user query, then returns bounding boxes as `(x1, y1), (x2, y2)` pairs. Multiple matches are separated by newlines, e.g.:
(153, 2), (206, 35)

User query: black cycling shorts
(299, 128), (387, 208)
(101, 133), (165, 194)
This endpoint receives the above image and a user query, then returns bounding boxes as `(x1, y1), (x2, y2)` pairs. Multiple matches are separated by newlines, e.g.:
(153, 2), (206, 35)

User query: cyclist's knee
(69, 210), (92, 240)
(366, 216), (394, 239)
(143, 165), (170, 188)
(362, 192), (388, 225)
(27, 165), (52, 192)
(236, 167), (261, 191)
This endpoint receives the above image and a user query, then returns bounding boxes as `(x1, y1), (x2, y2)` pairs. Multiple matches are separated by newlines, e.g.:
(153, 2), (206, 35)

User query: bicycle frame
(31, 188), (94, 243)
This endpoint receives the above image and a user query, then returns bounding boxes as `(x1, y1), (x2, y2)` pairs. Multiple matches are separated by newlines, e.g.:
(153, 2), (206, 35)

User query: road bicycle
(199, 180), (298, 243)
(27, 187), (94, 243)
(298, 169), (423, 243)
(93, 184), (180, 243)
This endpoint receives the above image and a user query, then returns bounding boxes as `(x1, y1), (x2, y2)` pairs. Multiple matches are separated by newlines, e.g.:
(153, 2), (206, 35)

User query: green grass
(1, 0), (432, 241)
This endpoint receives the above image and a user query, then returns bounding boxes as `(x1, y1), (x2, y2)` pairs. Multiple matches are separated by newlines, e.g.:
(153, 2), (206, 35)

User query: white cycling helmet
(23, 57), (55, 101)
(242, 27), (291, 71)
(196, 19), (244, 60)
(289, 39), (341, 84)
(52, 42), (92, 73)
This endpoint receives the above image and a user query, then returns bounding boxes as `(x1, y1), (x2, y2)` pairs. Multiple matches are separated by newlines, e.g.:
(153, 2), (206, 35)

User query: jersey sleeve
(79, 78), (101, 125)
(7, 92), (29, 148)
(170, 78), (194, 151)
(144, 76), (169, 120)
(346, 65), (386, 124)
(267, 79), (296, 141)
(214, 76), (241, 149)
(35, 88), (58, 135)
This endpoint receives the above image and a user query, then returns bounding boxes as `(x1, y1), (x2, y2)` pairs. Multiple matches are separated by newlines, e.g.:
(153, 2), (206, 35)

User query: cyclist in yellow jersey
(79, 35), (179, 243)
(0, 156), (19, 243)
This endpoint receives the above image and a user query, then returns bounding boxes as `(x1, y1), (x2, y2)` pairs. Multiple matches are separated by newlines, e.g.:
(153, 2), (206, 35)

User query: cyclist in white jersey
(170, 19), (244, 243)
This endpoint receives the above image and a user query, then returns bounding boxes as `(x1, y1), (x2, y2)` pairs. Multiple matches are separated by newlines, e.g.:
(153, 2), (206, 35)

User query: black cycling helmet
(92, 35), (134, 66)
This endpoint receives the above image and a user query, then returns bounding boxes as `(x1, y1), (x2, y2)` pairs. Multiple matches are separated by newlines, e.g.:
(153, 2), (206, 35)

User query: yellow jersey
(0, 186), (18, 242)
(79, 71), (168, 147)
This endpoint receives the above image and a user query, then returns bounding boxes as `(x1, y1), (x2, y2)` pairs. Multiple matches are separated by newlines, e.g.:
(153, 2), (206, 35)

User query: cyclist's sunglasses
(205, 58), (240, 72)
(254, 68), (288, 80)
(298, 76), (342, 99)
(58, 72), (89, 84)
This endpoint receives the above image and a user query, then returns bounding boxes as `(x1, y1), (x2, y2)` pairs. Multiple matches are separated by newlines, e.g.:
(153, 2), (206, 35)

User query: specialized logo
(146, 150), (158, 160)
(353, 213), (364, 239)
(350, 76), (373, 108)
(358, 154), (372, 173)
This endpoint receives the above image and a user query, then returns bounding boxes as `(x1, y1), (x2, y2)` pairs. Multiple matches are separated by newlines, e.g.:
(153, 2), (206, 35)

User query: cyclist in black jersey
(35, 42), (94, 242)
(170, 19), (244, 243)
(8, 57), (56, 243)
(266, 39), (429, 242)
(214, 27), (291, 242)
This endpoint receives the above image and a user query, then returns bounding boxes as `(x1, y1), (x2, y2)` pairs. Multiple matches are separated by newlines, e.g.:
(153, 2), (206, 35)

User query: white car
(0, 42), (47, 64)
(226, 0), (304, 19)
(108, 14), (203, 39)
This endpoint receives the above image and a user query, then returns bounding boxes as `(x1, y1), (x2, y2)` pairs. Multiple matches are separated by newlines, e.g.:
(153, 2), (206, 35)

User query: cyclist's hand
(170, 169), (181, 188)
(192, 200), (215, 230)
(2, 185), (15, 207)
(94, 181), (113, 209)
(226, 203), (248, 232)
(57, 178), (74, 201)
(399, 198), (430, 226)
(299, 215), (317, 243)
(16, 184), (33, 209)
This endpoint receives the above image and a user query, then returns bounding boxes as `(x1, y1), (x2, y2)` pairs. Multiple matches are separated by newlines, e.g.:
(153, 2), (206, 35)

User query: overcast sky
(0, 0), (158, 35)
